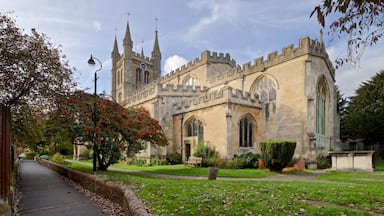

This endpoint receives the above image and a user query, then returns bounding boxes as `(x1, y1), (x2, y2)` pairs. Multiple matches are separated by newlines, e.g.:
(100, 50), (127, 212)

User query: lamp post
(87, 55), (102, 175)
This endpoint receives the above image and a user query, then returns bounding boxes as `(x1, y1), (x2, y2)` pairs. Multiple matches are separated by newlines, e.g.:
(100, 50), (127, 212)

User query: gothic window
(120, 70), (123, 84)
(118, 92), (122, 103)
(144, 71), (150, 84)
(316, 77), (328, 136)
(253, 76), (277, 103)
(136, 69), (141, 82)
(117, 70), (121, 85)
(183, 75), (197, 89)
(186, 118), (204, 143)
(239, 116), (253, 147)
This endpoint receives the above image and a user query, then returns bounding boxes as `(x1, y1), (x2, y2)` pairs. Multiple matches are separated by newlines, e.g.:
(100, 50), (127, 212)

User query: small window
(186, 118), (204, 143)
(239, 117), (253, 147)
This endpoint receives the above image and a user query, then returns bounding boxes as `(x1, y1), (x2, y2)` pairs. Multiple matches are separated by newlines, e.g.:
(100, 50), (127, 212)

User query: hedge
(260, 140), (296, 171)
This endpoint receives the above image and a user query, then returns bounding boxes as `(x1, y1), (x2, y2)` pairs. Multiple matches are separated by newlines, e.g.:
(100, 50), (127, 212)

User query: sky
(2, 0), (384, 97)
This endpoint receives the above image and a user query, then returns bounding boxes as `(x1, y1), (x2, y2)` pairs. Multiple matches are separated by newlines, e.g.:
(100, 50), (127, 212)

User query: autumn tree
(311, 0), (384, 67)
(54, 91), (167, 171)
(342, 70), (384, 148)
(0, 12), (75, 112)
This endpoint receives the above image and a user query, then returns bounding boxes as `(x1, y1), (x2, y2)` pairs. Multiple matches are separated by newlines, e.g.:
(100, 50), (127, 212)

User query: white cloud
(93, 20), (102, 31)
(164, 55), (188, 74)
(185, 0), (239, 40)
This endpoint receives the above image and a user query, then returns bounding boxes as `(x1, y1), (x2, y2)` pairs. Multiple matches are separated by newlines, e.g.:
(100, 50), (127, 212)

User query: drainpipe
(180, 114), (184, 162)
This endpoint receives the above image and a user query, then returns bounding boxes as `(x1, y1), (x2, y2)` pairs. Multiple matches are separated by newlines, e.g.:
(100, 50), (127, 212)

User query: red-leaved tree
(52, 91), (167, 170)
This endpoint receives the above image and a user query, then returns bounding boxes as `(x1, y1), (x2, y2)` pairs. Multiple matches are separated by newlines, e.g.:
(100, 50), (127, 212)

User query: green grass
(67, 162), (384, 215)
(75, 160), (271, 178)
(112, 163), (271, 178)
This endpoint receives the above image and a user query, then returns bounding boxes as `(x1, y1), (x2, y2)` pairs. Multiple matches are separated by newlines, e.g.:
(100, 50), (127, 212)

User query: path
(18, 160), (104, 216)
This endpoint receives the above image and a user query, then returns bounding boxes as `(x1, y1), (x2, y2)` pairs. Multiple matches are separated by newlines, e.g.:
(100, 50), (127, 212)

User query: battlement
(133, 52), (151, 62)
(122, 82), (208, 107)
(152, 50), (237, 84)
(208, 36), (335, 84)
(173, 86), (261, 114)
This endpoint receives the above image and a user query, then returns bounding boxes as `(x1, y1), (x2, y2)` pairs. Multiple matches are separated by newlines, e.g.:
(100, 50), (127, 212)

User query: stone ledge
(36, 159), (151, 216)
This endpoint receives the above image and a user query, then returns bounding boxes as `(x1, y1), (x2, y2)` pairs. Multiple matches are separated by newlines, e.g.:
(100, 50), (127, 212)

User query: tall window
(136, 69), (141, 81)
(316, 76), (329, 149)
(253, 76), (277, 103)
(239, 116), (253, 147)
(316, 77), (327, 135)
(144, 71), (150, 84)
(186, 118), (204, 143)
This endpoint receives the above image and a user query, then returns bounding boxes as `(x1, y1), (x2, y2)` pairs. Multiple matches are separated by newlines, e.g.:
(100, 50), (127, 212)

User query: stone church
(110, 21), (340, 163)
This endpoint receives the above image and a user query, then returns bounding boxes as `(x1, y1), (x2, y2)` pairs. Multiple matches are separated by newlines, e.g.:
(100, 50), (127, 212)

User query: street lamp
(87, 55), (102, 175)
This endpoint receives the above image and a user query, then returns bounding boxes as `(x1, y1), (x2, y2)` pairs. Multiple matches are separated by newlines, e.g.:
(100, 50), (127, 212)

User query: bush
(317, 155), (331, 169)
(166, 152), (182, 165)
(193, 143), (220, 167)
(150, 156), (167, 166)
(225, 153), (261, 169)
(260, 140), (296, 171)
(24, 151), (38, 160)
(51, 152), (65, 164)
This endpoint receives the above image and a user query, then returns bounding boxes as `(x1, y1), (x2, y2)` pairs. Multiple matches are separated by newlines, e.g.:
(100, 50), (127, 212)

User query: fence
(0, 104), (11, 202)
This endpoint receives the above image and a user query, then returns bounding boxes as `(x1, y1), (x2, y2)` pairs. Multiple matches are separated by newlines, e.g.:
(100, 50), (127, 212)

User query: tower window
(144, 71), (150, 84)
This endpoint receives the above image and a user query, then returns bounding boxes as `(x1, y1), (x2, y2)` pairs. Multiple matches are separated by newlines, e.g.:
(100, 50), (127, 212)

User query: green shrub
(51, 152), (65, 164)
(238, 152), (261, 168)
(260, 140), (296, 171)
(24, 151), (37, 160)
(150, 157), (167, 166)
(225, 157), (245, 169)
(166, 152), (182, 165)
(317, 155), (331, 169)
(193, 143), (220, 167)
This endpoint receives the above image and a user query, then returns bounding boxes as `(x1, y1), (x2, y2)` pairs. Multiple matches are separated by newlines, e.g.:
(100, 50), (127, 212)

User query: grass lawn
(68, 162), (384, 215)
(76, 160), (271, 178)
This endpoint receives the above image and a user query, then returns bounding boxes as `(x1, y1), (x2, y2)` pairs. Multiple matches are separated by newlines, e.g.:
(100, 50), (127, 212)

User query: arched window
(239, 116), (254, 147)
(316, 76), (329, 149)
(136, 69), (141, 82)
(183, 75), (197, 88)
(186, 118), (204, 143)
(316, 76), (328, 136)
(252, 76), (277, 103)
(144, 71), (150, 84)
(118, 92), (122, 103)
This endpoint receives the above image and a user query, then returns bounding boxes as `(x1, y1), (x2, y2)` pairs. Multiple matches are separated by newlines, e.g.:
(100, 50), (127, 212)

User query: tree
(336, 85), (349, 141)
(311, 0), (384, 67)
(342, 70), (384, 146)
(55, 91), (167, 170)
(0, 12), (75, 109)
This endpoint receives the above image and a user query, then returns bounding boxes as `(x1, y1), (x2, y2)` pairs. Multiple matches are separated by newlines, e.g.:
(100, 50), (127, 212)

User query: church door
(185, 143), (191, 160)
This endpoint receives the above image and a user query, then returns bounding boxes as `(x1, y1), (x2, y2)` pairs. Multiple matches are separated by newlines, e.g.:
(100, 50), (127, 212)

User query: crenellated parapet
(152, 50), (237, 84)
(133, 52), (151, 62)
(208, 36), (335, 84)
(173, 86), (262, 114)
(122, 82), (208, 107)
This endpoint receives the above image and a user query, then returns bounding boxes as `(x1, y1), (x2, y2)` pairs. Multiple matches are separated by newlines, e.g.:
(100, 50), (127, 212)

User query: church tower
(111, 20), (162, 104)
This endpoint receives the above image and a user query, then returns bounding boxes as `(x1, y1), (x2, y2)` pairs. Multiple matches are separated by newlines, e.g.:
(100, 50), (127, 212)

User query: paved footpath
(19, 160), (104, 216)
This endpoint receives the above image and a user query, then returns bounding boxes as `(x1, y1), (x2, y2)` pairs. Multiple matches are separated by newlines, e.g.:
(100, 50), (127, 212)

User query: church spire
(151, 30), (160, 57)
(123, 20), (133, 48)
(112, 35), (119, 55)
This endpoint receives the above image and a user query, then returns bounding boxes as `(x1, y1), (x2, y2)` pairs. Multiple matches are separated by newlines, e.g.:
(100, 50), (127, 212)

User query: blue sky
(3, 0), (384, 97)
